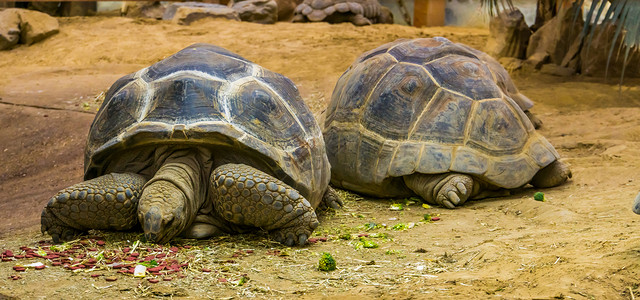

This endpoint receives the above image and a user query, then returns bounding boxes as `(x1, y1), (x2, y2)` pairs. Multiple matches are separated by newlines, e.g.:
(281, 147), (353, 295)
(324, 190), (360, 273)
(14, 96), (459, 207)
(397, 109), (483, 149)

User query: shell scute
(408, 90), (473, 144)
(361, 63), (438, 140)
(424, 55), (502, 100)
(467, 98), (529, 154)
(144, 75), (225, 124)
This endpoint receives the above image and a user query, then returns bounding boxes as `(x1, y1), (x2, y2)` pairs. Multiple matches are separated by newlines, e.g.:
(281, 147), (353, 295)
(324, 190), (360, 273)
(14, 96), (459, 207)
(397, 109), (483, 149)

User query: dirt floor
(1, 16), (640, 299)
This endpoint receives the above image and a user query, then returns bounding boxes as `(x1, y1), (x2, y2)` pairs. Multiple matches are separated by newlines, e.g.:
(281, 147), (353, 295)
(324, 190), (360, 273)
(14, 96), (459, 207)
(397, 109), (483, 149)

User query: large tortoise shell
(85, 43), (330, 206)
(323, 37), (559, 196)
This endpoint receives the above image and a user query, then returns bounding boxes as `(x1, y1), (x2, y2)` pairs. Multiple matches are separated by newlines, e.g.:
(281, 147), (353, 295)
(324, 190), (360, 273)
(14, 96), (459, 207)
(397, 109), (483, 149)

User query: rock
(125, 1), (167, 19)
(163, 2), (240, 24)
(526, 2), (583, 66)
(540, 63), (575, 77)
(18, 9), (60, 45)
(524, 51), (549, 70)
(0, 9), (21, 50)
(498, 57), (524, 72)
(580, 23), (640, 78)
(275, 0), (303, 21)
(233, 0), (278, 24)
(0, 9), (59, 50)
(486, 8), (531, 59)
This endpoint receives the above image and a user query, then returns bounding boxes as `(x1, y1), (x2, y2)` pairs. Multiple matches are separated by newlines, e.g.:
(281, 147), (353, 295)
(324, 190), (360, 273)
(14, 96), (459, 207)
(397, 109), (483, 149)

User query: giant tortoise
(323, 37), (571, 208)
(41, 43), (339, 246)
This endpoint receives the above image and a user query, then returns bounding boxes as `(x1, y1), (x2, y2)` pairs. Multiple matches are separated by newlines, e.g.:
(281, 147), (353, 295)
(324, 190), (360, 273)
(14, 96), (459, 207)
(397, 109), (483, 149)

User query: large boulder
(525, 2), (582, 68)
(233, 0), (278, 24)
(125, 1), (167, 19)
(485, 8), (531, 59)
(0, 9), (21, 50)
(19, 9), (61, 45)
(0, 9), (59, 50)
(163, 2), (240, 25)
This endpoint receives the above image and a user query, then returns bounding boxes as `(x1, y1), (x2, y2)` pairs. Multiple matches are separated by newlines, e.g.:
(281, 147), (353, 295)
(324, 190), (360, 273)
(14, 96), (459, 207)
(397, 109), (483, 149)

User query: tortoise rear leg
(524, 110), (543, 129)
(403, 173), (480, 209)
(41, 173), (146, 243)
(209, 163), (319, 246)
(530, 160), (572, 188)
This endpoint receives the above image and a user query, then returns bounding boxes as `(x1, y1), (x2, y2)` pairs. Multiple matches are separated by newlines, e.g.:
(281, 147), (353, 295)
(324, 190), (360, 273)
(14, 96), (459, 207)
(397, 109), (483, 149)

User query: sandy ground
(1, 16), (640, 299)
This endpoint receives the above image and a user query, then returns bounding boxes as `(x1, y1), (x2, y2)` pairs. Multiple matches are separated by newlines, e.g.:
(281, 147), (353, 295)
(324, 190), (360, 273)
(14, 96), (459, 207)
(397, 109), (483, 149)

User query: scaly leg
(209, 163), (319, 246)
(530, 160), (572, 188)
(403, 173), (479, 209)
(41, 173), (146, 243)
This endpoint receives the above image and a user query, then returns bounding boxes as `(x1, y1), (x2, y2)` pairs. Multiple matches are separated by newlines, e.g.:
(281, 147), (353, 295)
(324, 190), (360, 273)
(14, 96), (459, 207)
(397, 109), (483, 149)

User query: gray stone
(164, 2), (240, 24)
(540, 63), (575, 77)
(125, 1), (167, 19)
(486, 8), (531, 59)
(18, 9), (60, 45)
(526, 2), (583, 66)
(498, 57), (524, 72)
(233, 0), (278, 24)
(524, 51), (549, 70)
(0, 9), (21, 50)
(0, 9), (59, 50)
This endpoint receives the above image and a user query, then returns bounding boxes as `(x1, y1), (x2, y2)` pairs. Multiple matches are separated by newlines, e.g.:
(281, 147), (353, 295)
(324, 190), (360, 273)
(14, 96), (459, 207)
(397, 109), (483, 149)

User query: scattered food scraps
(318, 252), (337, 271)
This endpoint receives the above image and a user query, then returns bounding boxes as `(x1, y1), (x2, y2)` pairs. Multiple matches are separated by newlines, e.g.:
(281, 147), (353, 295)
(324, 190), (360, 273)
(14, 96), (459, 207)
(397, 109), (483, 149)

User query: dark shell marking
(323, 37), (560, 196)
(86, 43), (330, 207)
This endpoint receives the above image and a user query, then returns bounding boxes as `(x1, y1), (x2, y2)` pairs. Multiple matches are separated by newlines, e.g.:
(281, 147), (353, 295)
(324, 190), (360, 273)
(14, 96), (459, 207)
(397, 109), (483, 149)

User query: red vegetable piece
(431, 217), (440, 221)
(122, 247), (130, 253)
(202, 268), (211, 273)
(245, 250), (254, 254)
(88, 248), (98, 252)
(96, 241), (105, 246)
(35, 265), (46, 270)
(91, 274), (102, 278)
(51, 262), (62, 266)
(1, 258), (12, 262)
(105, 276), (117, 282)
(148, 278), (160, 283)
(169, 247), (179, 252)
(13, 266), (26, 272)
(130, 252), (139, 257)
(148, 266), (164, 272)
(163, 277), (173, 281)
(183, 245), (191, 249)
(5, 250), (14, 257)
(87, 258), (97, 264)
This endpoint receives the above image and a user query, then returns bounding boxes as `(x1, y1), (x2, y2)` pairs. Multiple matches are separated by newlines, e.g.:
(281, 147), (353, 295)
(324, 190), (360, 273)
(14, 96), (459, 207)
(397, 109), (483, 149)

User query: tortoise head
(138, 180), (191, 244)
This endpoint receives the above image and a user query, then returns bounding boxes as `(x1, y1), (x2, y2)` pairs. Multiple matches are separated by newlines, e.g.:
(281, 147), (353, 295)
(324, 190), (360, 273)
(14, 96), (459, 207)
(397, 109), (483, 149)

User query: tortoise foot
(210, 163), (319, 246)
(530, 160), (572, 188)
(434, 174), (474, 209)
(404, 173), (475, 209)
(319, 186), (343, 210)
(41, 173), (146, 243)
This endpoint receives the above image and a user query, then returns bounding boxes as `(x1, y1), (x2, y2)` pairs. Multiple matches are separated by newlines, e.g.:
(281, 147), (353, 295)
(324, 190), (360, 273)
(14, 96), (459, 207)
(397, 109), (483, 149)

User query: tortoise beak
(141, 206), (174, 244)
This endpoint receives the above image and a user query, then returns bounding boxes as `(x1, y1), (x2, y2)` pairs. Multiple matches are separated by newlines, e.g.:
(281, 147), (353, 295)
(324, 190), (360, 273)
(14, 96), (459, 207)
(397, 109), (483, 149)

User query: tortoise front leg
(403, 173), (479, 209)
(41, 173), (146, 243)
(209, 163), (319, 246)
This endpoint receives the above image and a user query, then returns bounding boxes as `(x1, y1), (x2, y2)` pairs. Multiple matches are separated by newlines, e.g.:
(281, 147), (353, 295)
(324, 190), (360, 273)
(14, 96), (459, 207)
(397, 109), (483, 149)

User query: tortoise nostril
(145, 233), (157, 242)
